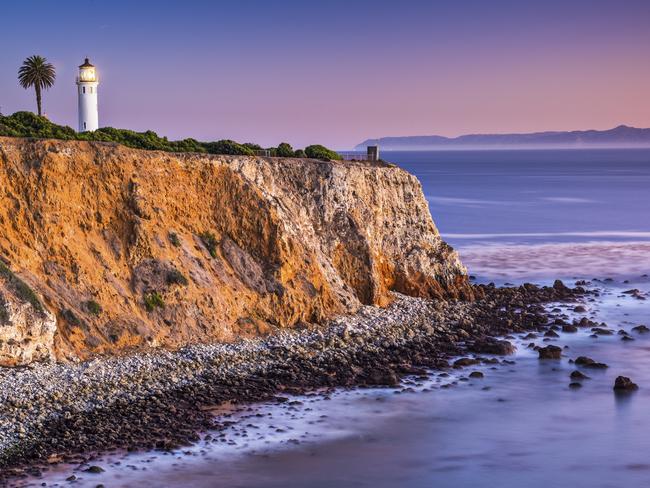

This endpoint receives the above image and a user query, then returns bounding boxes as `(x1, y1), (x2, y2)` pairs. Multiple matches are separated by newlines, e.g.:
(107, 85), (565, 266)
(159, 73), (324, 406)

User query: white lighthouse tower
(76, 58), (99, 132)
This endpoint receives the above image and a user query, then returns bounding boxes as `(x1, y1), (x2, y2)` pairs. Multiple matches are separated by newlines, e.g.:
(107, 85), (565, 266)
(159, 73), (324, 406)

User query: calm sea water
(19, 149), (650, 488)
(391, 148), (650, 246)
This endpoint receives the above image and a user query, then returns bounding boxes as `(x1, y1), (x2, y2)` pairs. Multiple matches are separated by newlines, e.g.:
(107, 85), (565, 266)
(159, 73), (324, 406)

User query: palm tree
(18, 55), (56, 116)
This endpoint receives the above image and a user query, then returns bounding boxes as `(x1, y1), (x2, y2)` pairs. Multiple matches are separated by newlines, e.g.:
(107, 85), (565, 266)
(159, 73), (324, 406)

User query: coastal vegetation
(143, 291), (165, 312)
(305, 144), (341, 160)
(166, 269), (189, 286)
(84, 300), (103, 316)
(0, 261), (44, 315)
(199, 231), (219, 258)
(0, 111), (341, 159)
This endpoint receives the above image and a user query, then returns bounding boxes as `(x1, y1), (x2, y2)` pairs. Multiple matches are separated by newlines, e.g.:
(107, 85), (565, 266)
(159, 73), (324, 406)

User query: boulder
(467, 338), (516, 356)
(538, 345), (562, 360)
(453, 358), (480, 368)
(570, 370), (589, 380)
(613, 376), (638, 392)
(591, 327), (613, 336)
(575, 356), (608, 369)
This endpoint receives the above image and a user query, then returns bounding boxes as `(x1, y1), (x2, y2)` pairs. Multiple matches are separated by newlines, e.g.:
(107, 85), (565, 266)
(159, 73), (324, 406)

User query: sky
(1, 0), (649, 149)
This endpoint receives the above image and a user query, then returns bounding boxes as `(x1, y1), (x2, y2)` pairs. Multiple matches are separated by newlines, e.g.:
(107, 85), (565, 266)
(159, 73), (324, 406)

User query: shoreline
(1, 282), (586, 484)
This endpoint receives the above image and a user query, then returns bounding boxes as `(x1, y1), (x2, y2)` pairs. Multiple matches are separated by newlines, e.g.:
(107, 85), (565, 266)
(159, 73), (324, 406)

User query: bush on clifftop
(276, 142), (295, 157)
(202, 139), (255, 156)
(305, 144), (341, 161)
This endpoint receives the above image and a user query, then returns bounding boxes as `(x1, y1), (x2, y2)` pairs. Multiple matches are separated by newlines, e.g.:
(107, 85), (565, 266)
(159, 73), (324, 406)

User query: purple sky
(2, 0), (649, 148)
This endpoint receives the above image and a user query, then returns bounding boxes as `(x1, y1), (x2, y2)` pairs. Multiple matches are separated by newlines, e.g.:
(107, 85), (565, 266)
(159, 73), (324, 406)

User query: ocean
(394, 148), (650, 281)
(20, 149), (650, 488)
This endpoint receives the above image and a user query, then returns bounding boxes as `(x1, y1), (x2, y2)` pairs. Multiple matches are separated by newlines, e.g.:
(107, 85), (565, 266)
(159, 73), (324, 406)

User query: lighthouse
(76, 58), (99, 132)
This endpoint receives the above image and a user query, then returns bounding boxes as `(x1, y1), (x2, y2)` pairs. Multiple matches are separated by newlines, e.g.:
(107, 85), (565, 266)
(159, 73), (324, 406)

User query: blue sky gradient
(1, 0), (649, 148)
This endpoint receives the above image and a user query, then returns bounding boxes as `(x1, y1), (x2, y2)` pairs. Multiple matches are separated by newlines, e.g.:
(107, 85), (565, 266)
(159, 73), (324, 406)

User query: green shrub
(166, 269), (189, 286)
(0, 261), (44, 315)
(85, 300), (102, 315)
(0, 111), (76, 140)
(61, 308), (81, 326)
(168, 232), (181, 247)
(203, 140), (255, 156)
(305, 144), (341, 161)
(276, 142), (294, 157)
(243, 143), (263, 151)
(143, 291), (165, 312)
(199, 231), (219, 258)
(294, 149), (307, 158)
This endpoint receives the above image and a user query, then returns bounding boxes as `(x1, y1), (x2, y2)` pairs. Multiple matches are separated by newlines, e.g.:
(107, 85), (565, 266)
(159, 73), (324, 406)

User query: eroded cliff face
(0, 137), (472, 365)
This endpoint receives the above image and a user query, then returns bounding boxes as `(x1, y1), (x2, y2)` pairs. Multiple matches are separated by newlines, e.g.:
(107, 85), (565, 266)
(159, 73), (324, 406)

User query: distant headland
(355, 125), (650, 150)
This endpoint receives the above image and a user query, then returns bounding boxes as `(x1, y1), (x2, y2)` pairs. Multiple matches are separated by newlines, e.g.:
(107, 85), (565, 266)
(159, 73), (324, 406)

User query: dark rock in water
(66, 475), (77, 482)
(538, 345), (562, 359)
(591, 327), (613, 335)
(523, 332), (538, 339)
(84, 466), (105, 474)
(613, 376), (639, 391)
(621, 335), (635, 341)
(467, 338), (516, 355)
(570, 370), (589, 380)
(622, 289), (641, 295)
(469, 371), (484, 378)
(632, 325), (650, 334)
(575, 356), (608, 369)
(544, 330), (560, 338)
(575, 356), (595, 365)
(453, 358), (480, 368)
(573, 305), (588, 313)
(569, 382), (582, 389)
(618, 329), (629, 336)
(553, 280), (570, 293)
(576, 317), (594, 327)
(562, 325), (578, 333)
(366, 369), (400, 387)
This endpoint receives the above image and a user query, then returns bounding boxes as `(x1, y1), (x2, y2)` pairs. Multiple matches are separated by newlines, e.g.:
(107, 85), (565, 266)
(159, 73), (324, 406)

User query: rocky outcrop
(0, 137), (472, 364)
(0, 263), (56, 366)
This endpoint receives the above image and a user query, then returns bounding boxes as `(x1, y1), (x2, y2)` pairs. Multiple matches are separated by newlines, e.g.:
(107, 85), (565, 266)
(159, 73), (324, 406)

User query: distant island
(355, 125), (650, 150)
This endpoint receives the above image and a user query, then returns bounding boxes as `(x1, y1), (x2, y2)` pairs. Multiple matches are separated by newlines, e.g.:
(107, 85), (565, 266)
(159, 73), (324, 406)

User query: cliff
(0, 137), (472, 366)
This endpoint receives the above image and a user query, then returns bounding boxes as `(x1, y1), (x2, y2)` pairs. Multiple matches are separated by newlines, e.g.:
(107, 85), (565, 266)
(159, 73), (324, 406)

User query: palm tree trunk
(35, 85), (42, 116)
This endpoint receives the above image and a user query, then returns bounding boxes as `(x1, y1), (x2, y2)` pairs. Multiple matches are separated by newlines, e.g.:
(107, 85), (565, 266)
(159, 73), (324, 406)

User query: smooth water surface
(388, 149), (650, 247)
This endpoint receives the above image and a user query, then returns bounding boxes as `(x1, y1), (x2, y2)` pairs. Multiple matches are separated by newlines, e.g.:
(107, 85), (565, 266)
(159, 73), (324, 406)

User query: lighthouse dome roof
(79, 58), (95, 68)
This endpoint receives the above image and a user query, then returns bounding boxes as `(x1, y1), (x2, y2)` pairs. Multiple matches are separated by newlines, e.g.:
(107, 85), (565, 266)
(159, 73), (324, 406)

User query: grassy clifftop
(0, 111), (340, 159)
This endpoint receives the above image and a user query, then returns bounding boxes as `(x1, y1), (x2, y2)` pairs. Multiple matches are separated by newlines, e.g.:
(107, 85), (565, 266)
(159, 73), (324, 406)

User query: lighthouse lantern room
(76, 58), (99, 132)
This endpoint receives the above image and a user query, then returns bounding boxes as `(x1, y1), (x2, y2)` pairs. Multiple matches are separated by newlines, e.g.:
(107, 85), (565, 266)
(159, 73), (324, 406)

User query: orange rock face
(0, 137), (473, 363)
